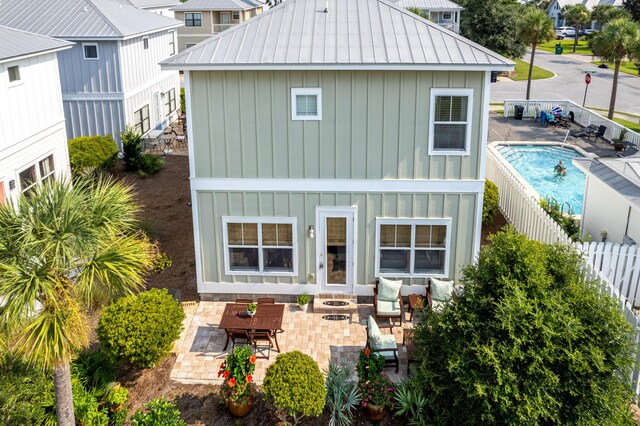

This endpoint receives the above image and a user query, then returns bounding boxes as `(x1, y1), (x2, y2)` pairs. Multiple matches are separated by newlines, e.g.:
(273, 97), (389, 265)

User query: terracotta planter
(227, 396), (253, 417)
(363, 402), (388, 421)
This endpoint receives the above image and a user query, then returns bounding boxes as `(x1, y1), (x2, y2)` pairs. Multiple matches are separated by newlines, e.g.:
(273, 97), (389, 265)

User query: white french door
(316, 207), (356, 293)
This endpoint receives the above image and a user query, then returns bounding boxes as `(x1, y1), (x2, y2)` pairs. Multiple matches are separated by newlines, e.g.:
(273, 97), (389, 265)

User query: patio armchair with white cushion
(427, 278), (456, 311)
(373, 277), (403, 330)
(366, 315), (399, 373)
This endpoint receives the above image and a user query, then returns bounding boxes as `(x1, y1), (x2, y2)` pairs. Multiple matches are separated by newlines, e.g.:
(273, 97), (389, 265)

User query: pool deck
(488, 112), (620, 158)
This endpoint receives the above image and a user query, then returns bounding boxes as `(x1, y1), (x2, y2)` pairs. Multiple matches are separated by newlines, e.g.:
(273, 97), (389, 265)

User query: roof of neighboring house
(0, 0), (182, 40)
(574, 157), (640, 207)
(129, 0), (182, 9)
(0, 26), (73, 63)
(390, 0), (463, 11)
(161, 0), (513, 70)
(171, 0), (263, 11)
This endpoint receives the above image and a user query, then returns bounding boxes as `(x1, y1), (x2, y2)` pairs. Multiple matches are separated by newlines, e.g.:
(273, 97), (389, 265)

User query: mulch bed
(481, 210), (509, 246)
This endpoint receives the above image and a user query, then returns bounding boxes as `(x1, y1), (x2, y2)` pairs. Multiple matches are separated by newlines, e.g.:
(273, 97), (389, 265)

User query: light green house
(161, 0), (513, 296)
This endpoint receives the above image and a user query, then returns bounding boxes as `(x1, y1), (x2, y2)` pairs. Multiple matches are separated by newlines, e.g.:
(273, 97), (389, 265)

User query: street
(490, 50), (640, 115)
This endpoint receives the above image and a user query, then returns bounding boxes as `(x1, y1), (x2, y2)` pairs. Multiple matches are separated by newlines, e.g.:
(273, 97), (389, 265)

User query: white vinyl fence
(487, 148), (640, 394)
(503, 99), (640, 148)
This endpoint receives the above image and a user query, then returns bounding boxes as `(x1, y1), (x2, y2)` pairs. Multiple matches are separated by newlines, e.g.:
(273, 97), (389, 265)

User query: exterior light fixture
(308, 225), (315, 239)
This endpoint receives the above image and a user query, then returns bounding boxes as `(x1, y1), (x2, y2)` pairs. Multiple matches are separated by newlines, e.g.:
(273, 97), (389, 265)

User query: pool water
(498, 145), (586, 215)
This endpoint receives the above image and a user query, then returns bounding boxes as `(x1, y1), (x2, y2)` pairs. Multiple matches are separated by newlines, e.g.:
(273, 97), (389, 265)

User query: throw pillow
(431, 278), (454, 302)
(378, 277), (402, 302)
(368, 315), (382, 346)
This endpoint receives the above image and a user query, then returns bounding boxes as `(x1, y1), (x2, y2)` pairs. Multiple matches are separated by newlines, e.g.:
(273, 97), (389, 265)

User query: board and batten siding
(1, 52), (66, 149)
(189, 70), (486, 181)
(57, 41), (122, 94)
(64, 100), (125, 142)
(124, 73), (181, 131)
(119, 30), (178, 93)
(195, 190), (479, 291)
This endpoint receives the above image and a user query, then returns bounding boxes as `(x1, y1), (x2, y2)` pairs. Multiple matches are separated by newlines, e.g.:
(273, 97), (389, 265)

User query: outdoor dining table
(218, 303), (285, 352)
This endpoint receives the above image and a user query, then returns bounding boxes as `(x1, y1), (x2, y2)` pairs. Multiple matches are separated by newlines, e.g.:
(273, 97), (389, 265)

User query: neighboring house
(546, 0), (623, 27)
(391, 0), (463, 33)
(161, 0), (513, 296)
(0, 26), (72, 205)
(575, 157), (640, 245)
(129, 0), (182, 18)
(0, 0), (183, 147)
(171, 0), (263, 51)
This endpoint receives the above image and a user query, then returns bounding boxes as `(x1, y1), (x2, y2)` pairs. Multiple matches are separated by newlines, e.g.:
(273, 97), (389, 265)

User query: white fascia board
(160, 63), (516, 72)
(63, 93), (125, 101)
(190, 178), (484, 194)
(121, 24), (185, 40)
(0, 45), (74, 65)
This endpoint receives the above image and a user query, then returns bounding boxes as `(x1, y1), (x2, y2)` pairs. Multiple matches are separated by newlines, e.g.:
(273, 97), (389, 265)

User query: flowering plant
(359, 373), (396, 409)
(356, 347), (384, 383)
(218, 345), (256, 404)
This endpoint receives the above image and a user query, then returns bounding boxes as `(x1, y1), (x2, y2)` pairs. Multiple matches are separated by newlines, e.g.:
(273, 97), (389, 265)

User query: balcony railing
(213, 24), (237, 33)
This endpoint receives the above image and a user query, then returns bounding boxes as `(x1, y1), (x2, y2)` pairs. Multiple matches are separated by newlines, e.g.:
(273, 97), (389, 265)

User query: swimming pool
(497, 145), (586, 215)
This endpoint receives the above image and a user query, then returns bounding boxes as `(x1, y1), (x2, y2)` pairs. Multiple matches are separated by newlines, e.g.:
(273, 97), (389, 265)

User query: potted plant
(218, 346), (257, 417)
(356, 347), (395, 421)
(297, 293), (310, 311)
(246, 302), (257, 317)
(106, 384), (128, 413)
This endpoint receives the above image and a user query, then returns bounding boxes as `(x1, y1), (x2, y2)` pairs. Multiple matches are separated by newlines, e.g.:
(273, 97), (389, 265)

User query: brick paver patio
(171, 302), (411, 385)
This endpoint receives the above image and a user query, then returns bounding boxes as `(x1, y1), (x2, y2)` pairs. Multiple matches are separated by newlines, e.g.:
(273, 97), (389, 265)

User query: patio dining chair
(250, 330), (274, 360)
(223, 328), (251, 351)
(236, 298), (253, 303)
(366, 315), (399, 373)
(373, 277), (403, 330)
(257, 297), (275, 304)
(594, 125), (607, 143)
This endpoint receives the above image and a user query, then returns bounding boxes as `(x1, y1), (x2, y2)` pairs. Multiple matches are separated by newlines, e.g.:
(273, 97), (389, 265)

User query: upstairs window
(83, 43), (99, 60)
(143, 36), (149, 50)
(233, 11), (240, 20)
(429, 88), (473, 155)
(8, 65), (20, 83)
(442, 11), (453, 20)
(291, 88), (322, 121)
(185, 12), (202, 27)
(223, 217), (297, 275)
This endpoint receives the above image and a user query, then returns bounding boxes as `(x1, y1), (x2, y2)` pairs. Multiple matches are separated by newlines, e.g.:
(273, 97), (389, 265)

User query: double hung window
(134, 105), (150, 135)
(165, 89), (176, 116)
(185, 13), (202, 27)
(429, 88), (473, 155)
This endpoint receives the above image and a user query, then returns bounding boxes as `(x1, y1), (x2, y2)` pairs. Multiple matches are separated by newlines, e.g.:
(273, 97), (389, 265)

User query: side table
(408, 294), (426, 322)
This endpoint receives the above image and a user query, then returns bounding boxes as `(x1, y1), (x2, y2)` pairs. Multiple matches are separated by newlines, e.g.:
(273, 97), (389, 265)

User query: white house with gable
(0, 26), (72, 205)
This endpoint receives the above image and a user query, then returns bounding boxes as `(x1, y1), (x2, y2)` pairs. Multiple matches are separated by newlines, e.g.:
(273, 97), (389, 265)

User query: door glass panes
(326, 217), (346, 284)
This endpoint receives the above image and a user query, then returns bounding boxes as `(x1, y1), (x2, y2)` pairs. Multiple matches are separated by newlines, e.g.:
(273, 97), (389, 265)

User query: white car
(556, 27), (576, 39)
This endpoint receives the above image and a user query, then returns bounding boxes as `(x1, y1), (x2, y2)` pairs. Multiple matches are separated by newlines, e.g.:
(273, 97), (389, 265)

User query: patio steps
(312, 293), (358, 314)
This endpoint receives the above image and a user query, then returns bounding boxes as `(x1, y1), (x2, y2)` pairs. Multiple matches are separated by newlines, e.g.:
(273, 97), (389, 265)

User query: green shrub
(540, 197), (581, 241)
(326, 361), (360, 426)
(413, 228), (635, 425)
(68, 135), (118, 175)
(263, 351), (326, 424)
(297, 292), (310, 306)
(71, 348), (117, 390)
(482, 180), (500, 225)
(151, 251), (173, 272)
(394, 380), (429, 426)
(0, 355), (52, 425)
(131, 398), (186, 426)
(122, 126), (143, 172)
(137, 154), (165, 177)
(180, 88), (186, 114)
(97, 288), (185, 368)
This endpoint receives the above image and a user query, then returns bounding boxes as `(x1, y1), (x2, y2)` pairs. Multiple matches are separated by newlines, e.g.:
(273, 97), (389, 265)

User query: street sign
(581, 70), (598, 74)
(585, 73), (591, 85)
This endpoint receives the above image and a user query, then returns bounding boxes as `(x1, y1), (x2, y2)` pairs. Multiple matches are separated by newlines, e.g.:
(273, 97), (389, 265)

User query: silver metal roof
(129, 0), (182, 9)
(171, 0), (263, 11)
(391, 0), (463, 11)
(0, 0), (182, 40)
(574, 157), (640, 207)
(161, 0), (513, 70)
(0, 26), (73, 63)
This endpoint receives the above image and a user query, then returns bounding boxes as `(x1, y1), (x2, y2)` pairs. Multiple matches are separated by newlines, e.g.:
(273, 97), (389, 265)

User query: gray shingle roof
(391, 0), (463, 11)
(129, 0), (182, 9)
(171, 0), (263, 11)
(161, 0), (513, 70)
(0, 0), (182, 40)
(0, 26), (73, 63)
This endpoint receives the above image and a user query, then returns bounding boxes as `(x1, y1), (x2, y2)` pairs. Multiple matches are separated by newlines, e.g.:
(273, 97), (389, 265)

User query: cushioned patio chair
(257, 297), (275, 304)
(427, 278), (455, 311)
(366, 315), (399, 373)
(374, 277), (403, 330)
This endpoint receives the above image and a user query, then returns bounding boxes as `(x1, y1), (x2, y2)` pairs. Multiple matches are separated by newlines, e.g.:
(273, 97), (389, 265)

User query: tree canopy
(459, 0), (526, 58)
(412, 228), (635, 425)
(592, 4), (631, 27)
(517, 7), (555, 99)
(623, 0), (640, 22)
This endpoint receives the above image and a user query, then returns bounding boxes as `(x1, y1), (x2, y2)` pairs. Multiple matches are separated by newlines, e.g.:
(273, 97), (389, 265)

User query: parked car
(556, 27), (576, 39)
(580, 28), (597, 37)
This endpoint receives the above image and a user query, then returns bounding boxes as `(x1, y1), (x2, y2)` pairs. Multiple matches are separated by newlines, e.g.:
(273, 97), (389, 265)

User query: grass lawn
(612, 117), (640, 133)
(589, 61), (640, 77)
(512, 59), (554, 81)
(537, 39), (592, 55)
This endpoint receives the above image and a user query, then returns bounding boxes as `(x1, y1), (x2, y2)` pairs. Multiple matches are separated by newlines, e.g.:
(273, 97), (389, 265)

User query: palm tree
(517, 7), (555, 100)
(562, 4), (591, 52)
(0, 177), (152, 426)
(591, 17), (640, 119)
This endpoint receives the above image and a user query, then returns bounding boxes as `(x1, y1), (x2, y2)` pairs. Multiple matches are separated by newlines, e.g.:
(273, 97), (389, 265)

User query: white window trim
(374, 218), (451, 278)
(442, 11), (453, 20)
(17, 152), (55, 194)
(82, 43), (99, 60)
(428, 88), (473, 156)
(291, 87), (322, 121)
(143, 36), (149, 50)
(168, 30), (176, 55)
(7, 65), (22, 87)
(222, 216), (298, 277)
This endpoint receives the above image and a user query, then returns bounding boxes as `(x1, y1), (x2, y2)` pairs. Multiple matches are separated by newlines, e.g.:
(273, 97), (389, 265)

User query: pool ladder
(549, 196), (572, 215)
(491, 129), (523, 161)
